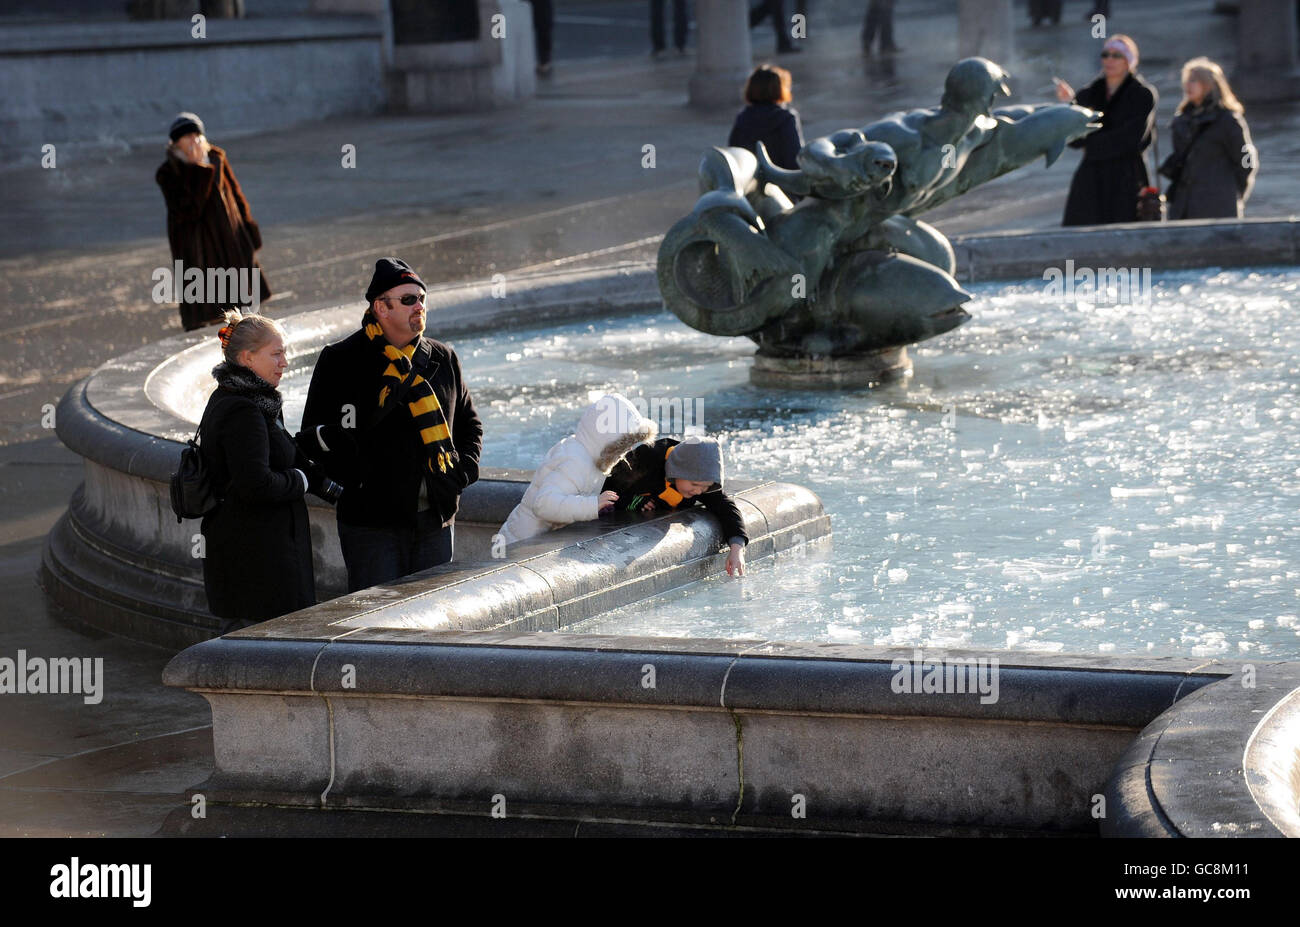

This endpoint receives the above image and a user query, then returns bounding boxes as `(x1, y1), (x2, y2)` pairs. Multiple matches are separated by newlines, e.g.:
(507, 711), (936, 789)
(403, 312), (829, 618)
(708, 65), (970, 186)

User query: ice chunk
(1111, 486), (1165, 498)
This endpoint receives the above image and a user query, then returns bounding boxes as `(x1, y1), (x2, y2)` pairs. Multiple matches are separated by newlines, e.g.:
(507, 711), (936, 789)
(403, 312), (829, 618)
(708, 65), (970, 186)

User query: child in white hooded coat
(497, 393), (657, 546)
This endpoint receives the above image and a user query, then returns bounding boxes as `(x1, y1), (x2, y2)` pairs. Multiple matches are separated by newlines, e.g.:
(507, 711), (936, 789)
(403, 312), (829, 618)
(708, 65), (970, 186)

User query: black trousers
(525, 0), (553, 66)
(750, 1), (808, 51)
(862, 0), (896, 51)
(338, 512), (454, 593)
(650, 0), (688, 52)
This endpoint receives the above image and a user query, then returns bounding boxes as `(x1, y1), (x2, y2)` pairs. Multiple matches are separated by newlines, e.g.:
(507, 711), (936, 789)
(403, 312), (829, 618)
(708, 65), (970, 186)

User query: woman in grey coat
(1164, 58), (1257, 220)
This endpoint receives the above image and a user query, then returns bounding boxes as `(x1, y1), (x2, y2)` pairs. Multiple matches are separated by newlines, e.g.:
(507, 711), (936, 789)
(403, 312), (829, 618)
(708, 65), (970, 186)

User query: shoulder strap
(1149, 130), (1159, 192)
(1184, 115), (1215, 154)
(370, 339), (435, 430)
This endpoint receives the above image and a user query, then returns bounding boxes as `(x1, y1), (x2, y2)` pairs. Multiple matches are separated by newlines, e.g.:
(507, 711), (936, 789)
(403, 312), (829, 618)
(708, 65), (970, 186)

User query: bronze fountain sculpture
(658, 58), (1102, 387)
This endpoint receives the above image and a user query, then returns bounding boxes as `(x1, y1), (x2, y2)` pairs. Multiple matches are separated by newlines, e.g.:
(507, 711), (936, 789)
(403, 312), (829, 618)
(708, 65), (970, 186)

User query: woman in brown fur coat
(155, 113), (272, 331)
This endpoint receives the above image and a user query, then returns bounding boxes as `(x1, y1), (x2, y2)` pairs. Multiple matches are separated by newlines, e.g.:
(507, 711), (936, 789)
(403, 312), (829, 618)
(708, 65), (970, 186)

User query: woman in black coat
(728, 64), (804, 171)
(199, 312), (321, 632)
(1164, 57), (1257, 220)
(156, 112), (272, 331)
(1054, 35), (1157, 226)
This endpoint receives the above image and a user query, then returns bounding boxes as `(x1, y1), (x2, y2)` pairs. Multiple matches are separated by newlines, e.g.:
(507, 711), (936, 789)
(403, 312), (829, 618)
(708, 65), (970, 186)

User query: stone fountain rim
(47, 227), (1300, 835)
(58, 217), (1300, 483)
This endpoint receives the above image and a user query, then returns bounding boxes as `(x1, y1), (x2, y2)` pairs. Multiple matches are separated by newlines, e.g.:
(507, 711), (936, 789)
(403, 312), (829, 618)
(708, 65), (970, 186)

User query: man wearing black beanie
(298, 258), (483, 591)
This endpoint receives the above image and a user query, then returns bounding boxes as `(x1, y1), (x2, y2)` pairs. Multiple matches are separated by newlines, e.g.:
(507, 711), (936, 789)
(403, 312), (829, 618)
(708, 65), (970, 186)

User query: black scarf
(212, 361), (283, 420)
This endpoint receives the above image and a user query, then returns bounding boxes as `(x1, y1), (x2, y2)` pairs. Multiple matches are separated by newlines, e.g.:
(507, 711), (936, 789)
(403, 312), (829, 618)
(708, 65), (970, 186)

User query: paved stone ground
(0, 0), (1296, 836)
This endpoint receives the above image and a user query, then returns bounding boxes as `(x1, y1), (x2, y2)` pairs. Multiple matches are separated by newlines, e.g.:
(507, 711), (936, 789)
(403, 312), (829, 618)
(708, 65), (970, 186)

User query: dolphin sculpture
(656, 57), (1101, 384)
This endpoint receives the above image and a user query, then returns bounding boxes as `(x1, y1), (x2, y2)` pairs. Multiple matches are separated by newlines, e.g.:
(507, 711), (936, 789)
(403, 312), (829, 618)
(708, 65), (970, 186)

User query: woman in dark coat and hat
(1054, 35), (1157, 226)
(156, 113), (272, 331)
(1164, 57), (1257, 220)
(199, 312), (328, 633)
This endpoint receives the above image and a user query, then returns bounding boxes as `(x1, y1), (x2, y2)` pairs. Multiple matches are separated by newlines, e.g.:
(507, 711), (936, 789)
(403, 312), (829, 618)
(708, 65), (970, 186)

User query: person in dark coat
(1054, 35), (1157, 226)
(1028, 0), (1062, 27)
(298, 259), (484, 593)
(199, 313), (326, 633)
(649, 0), (688, 57)
(728, 64), (804, 171)
(156, 113), (272, 331)
(603, 436), (749, 576)
(751, 0), (806, 54)
(524, 0), (553, 75)
(861, 0), (898, 52)
(1164, 57), (1256, 220)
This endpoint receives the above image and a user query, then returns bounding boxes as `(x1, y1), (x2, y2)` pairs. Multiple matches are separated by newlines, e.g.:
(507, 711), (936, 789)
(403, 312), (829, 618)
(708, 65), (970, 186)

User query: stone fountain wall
(46, 234), (1300, 834)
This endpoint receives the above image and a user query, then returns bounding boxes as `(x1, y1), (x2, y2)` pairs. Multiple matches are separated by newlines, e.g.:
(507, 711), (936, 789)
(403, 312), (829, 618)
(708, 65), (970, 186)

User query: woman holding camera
(156, 112), (272, 331)
(1054, 34), (1157, 226)
(1163, 57), (1256, 220)
(199, 312), (334, 632)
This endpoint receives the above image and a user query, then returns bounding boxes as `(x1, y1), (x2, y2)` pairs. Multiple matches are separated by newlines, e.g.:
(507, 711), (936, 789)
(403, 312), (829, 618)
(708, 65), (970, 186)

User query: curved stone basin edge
(950, 217), (1300, 283)
(160, 634), (1300, 834)
(1104, 661), (1300, 838)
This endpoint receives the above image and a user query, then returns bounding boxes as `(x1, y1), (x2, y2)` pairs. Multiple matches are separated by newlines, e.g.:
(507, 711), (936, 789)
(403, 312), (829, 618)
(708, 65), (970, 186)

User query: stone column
(957, 0), (1014, 68)
(1235, 0), (1300, 102)
(689, 0), (753, 109)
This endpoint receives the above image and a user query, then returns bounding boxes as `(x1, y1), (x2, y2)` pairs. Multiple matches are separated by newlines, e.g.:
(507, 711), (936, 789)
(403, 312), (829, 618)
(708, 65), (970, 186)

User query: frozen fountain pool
(281, 267), (1300, 658)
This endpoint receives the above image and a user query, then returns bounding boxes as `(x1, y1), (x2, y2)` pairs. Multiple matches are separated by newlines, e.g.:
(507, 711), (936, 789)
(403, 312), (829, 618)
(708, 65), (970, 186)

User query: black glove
(296, 425), (357, 460)
(438, 449), (473, 491)
(304, 461), (343, 505)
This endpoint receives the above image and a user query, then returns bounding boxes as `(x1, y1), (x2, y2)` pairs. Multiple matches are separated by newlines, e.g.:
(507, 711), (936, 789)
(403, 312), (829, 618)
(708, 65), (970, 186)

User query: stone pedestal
(957, 0), (1013, 67)
(317, 0), (536, 112)
(750, 349), (912, 389)
(689, 0), (753, 109)
(1235, 0), (1300, 102)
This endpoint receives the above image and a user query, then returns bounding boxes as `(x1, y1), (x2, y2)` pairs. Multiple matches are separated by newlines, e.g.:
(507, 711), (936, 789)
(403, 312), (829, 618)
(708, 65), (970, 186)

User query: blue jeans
(337, 512), (454, 593)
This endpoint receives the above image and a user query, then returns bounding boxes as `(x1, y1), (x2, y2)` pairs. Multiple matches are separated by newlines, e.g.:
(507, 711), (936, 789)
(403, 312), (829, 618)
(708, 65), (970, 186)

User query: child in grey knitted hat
(664, 435), (724, 491)
(604, 435), (748, 576)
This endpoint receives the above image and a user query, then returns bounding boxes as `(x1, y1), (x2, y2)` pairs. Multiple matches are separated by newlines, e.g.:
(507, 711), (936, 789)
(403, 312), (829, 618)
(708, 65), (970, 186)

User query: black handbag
(1158, 116), (1213, 189)
(1137, 135), (1166, 222)
(169, 424), (220, 523)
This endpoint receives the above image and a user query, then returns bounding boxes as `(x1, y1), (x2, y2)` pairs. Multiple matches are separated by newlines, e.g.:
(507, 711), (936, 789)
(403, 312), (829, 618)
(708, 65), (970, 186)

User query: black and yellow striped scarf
(363, 309), (456, 477)
(658, 445), (683, 506)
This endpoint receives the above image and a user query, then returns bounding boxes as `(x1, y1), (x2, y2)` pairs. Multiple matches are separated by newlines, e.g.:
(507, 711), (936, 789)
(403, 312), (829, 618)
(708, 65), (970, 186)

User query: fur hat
(578, 393), (658, 473)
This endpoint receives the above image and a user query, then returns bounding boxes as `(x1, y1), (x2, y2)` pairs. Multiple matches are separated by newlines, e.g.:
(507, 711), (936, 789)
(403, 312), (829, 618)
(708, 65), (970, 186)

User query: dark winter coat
(1062, 72), (1157, 226)
(603, 438), (749, 545)
(1166, 105), (1256, 220)
(156, 144), (272, 330)
(299, 329), (483, 530)
(198, 385), (315, 624)
(729, 102), (804, 170)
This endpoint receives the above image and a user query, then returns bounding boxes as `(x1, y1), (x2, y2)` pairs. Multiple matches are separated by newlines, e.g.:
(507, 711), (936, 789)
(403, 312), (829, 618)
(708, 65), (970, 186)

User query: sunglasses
(381, 293), (427, 307)
(1099, 51), (1127, 60)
